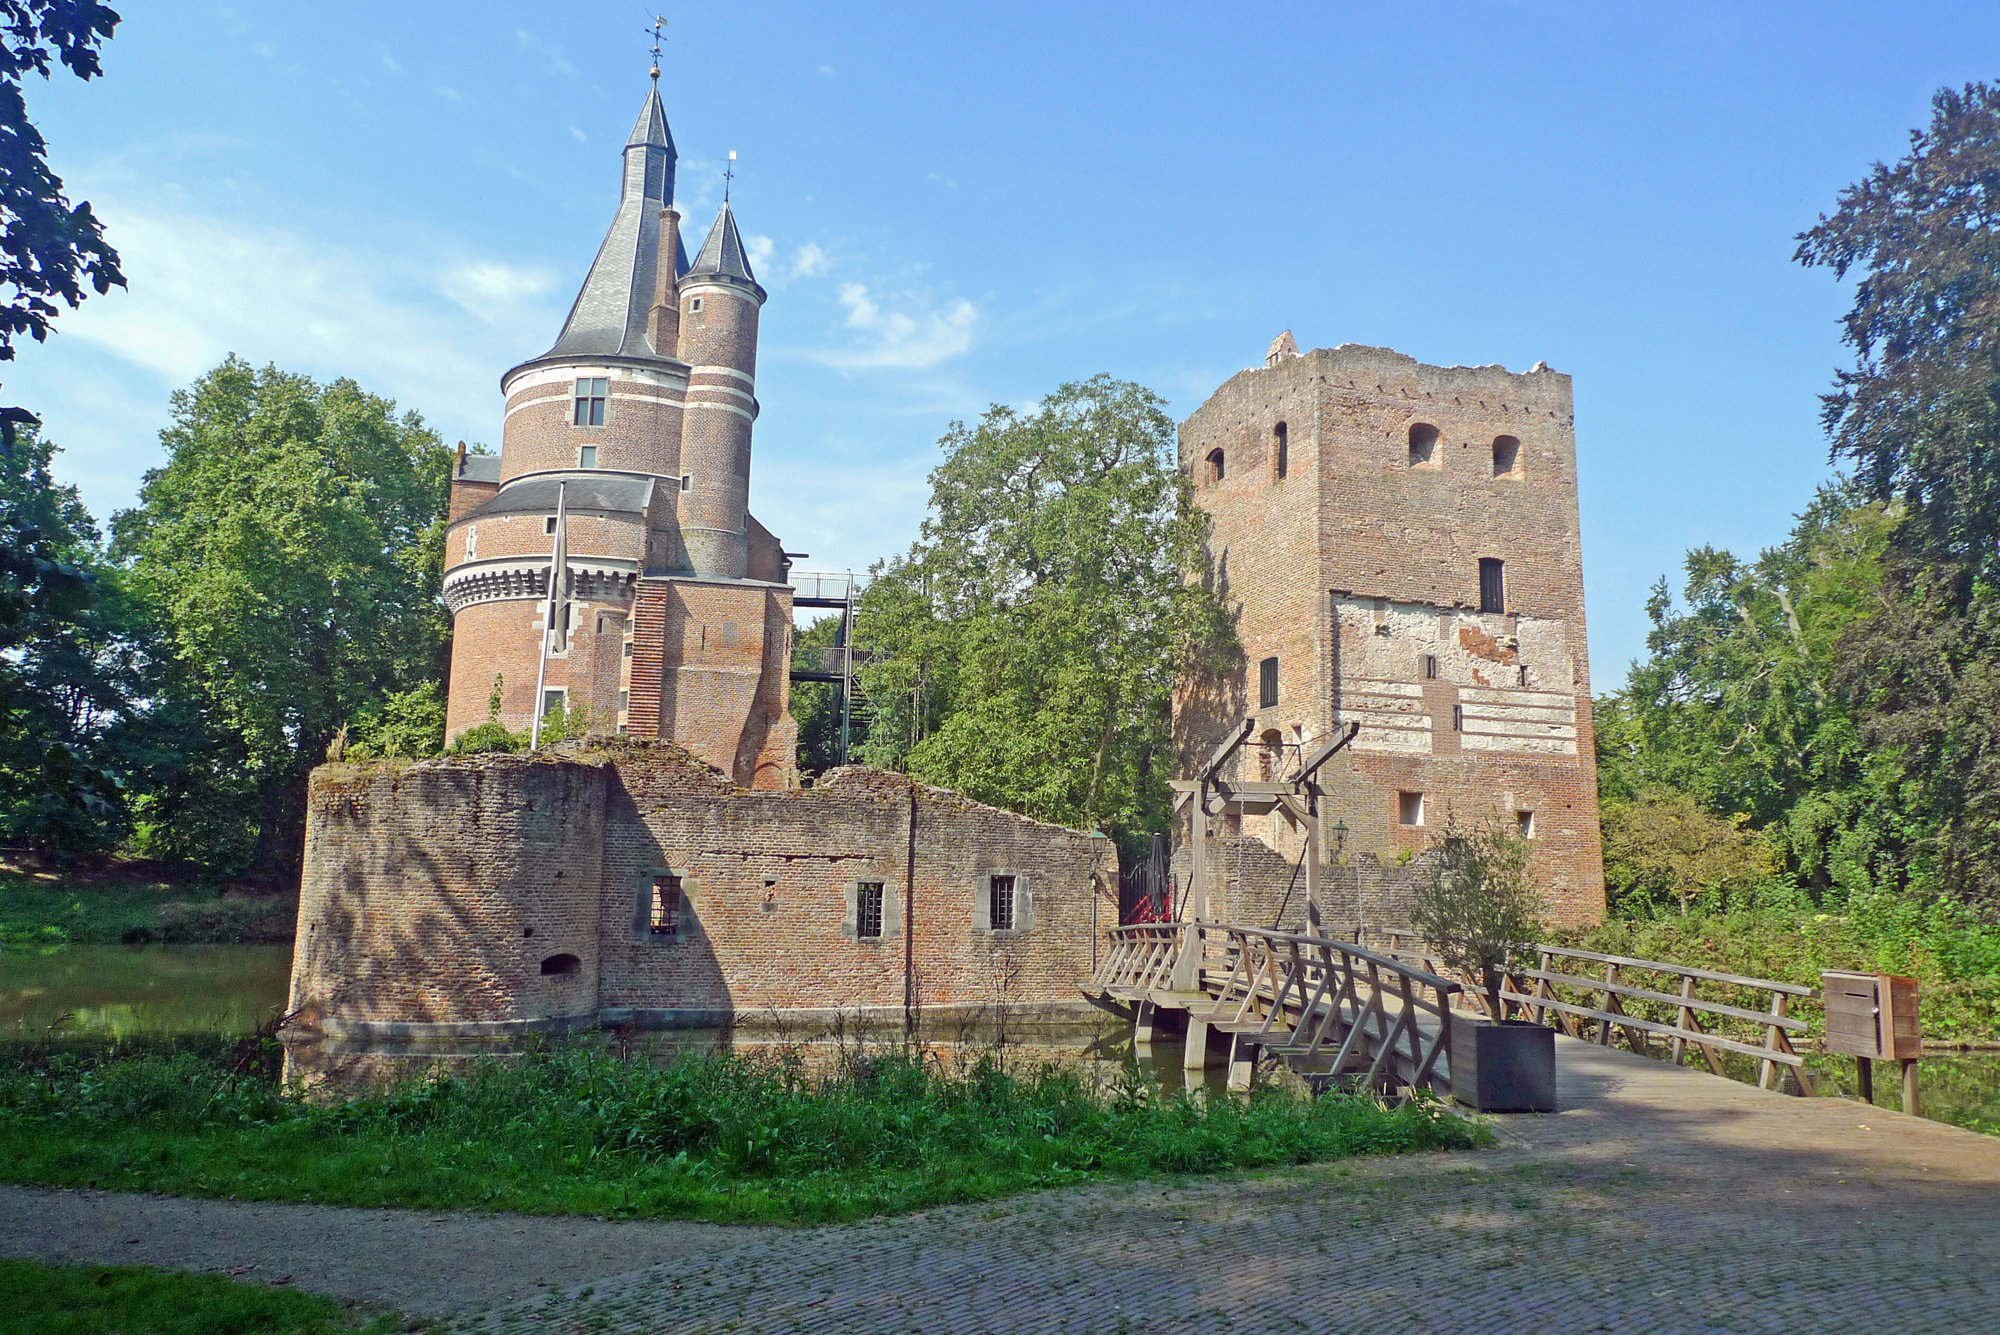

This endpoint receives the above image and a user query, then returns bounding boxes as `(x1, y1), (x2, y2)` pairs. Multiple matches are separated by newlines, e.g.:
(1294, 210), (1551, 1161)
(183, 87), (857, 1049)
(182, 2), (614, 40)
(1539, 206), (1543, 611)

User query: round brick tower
(675, 203), (765, 578)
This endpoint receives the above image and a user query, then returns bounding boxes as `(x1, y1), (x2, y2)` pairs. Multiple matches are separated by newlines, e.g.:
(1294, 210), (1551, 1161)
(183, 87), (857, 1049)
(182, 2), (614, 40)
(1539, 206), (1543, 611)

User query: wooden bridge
(1082, 918), (1819, 1102)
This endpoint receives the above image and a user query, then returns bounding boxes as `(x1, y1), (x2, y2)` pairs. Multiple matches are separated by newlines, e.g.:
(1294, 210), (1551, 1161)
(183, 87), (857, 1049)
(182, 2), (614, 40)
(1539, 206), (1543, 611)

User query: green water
(0, 943), (294, 1038)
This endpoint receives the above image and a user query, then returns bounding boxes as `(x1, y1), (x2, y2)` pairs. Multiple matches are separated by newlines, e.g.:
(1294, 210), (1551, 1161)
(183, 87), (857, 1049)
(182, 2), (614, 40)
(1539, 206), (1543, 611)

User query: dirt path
(3, 1037), (1997, 1332)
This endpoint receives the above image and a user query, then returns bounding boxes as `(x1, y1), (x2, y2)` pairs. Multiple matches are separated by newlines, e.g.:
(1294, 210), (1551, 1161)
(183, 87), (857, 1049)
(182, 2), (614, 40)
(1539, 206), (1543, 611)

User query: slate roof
(687, 202), (763, 295)
(537, 87), (684, 362)
(468, 473), (656, 521)
(454, 453), (502, 485)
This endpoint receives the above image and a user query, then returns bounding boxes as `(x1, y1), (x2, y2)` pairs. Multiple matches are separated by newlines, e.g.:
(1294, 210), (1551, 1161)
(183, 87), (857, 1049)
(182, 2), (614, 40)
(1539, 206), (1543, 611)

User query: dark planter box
(1449, 1015), (1556, 1113)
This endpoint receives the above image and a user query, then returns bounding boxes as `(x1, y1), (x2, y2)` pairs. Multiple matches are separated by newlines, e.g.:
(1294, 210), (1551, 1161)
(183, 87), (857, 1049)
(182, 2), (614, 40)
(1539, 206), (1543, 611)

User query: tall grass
(0, 1037), (1481, 1224)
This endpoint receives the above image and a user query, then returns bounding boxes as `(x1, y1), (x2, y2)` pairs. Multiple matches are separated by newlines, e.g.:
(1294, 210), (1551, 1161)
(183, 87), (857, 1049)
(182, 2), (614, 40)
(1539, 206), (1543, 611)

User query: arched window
(1408, 423), (1439, 468)
(1259, 728), (1284, 781)
(1206, 447), (1225, 483)
(539, 953), (582, 976)
(1273, 422), (1288, 480)
(1492, 435), (1521, 478)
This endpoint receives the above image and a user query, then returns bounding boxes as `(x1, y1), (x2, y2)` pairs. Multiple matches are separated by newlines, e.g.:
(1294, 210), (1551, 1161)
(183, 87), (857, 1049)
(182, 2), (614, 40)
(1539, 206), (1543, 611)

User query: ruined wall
(287, 747), (1115, 1037)
(288, 758), (607, 1036)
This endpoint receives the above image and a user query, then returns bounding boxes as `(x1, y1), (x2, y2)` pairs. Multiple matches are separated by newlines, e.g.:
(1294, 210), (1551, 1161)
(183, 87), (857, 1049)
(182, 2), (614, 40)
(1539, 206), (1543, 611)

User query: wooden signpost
(1822, 970), (1921, 1115)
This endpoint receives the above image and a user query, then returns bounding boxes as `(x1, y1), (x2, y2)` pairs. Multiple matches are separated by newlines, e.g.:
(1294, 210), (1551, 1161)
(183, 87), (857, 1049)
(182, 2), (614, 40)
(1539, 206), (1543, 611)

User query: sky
(13, 2), (1999, 682)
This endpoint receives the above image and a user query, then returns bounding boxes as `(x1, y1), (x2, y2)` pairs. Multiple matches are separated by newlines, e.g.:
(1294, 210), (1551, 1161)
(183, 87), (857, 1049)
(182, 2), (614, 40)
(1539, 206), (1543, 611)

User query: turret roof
(687, 202), (762, 293)
(535, 86), (683, 363)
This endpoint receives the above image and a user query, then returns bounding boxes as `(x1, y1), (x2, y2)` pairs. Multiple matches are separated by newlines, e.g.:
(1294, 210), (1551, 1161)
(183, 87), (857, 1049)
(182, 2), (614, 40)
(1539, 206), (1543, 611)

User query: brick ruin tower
(1178, 335), (1605, 925)
(441, 83), (796, 788)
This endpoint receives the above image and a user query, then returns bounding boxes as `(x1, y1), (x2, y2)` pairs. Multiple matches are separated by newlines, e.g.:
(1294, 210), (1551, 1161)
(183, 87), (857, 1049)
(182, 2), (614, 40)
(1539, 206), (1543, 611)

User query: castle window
(624, 639), (634, 658)
(1493, 435), (1522, 478)
(578, 445), (598, 469)
(1398, 792), (1425, 827)
(989, 874), (1017, 932)
(1423, 654), (1438, 680)
(572, 377), (608, 427)
(1273, 422), (1288, 480)
(1258, 656), (1279, 709)
(464, 525), (477, 559)
(1452, 703), (1464, 732)
(856, 882), (884, 939)
(1479, 558), (1506, 614)
(539, 953), (581, 976)
(1519, 663), (1529, 687)
(1517, 810), (1536, 841)
(680, 474), (692, 492)
(619, 689), (630, 713)
(1205, 448), (1225, 484)
(1259, 728), (1283, 781)
(650, 874), (682, 935)
(689, 296), (704, 313)
(545, 516), (559, 536)
(1408, 422), (1439, 468)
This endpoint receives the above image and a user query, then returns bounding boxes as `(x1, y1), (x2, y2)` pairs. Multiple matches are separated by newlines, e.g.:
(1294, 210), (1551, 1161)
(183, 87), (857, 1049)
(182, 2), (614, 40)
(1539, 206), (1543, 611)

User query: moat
(4, 942), (1996, 1133)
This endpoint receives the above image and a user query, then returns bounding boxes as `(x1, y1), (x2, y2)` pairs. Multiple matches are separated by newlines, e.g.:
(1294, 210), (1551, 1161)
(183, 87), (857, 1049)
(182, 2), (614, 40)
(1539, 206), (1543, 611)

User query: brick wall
(286, 746), (1118, 1036)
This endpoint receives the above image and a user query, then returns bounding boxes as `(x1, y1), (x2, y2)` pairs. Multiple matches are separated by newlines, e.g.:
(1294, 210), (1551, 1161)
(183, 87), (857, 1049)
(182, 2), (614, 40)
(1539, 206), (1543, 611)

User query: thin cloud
(791, 242), (829, 278)
(818, 283), (977, 370)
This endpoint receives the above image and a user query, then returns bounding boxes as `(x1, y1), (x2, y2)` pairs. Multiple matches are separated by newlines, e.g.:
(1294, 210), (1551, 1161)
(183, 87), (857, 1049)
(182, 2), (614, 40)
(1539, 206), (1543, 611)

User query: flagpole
(530, 481), (568, 749)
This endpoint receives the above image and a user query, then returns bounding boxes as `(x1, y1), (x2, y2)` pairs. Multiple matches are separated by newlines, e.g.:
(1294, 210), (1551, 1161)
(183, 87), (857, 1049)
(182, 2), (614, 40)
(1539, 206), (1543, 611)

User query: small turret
(676, 202), (766, 578)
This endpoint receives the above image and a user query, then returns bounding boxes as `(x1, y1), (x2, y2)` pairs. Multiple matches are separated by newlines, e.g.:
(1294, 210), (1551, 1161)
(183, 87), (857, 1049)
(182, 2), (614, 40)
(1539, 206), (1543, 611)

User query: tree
(1408, 817), (1545, 1021)
(1795, 82), (2000, 907)
(0, 1), (123, 365)
(852, 376), (1234, 847)
(1599, 789), (1768, 917)
(111, 358), (452, 871)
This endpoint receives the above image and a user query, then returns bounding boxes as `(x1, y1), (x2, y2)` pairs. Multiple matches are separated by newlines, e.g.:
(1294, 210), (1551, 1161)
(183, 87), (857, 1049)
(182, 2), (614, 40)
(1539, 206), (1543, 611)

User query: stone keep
(1178, 336), (1606, 926)
(440, 85), (795, 788)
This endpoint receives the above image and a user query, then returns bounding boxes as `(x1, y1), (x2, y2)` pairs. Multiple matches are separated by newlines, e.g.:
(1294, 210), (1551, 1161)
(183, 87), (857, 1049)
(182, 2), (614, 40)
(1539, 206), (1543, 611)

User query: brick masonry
(1178, 339), (1605, 927)
(287, 746), (1119, 1037)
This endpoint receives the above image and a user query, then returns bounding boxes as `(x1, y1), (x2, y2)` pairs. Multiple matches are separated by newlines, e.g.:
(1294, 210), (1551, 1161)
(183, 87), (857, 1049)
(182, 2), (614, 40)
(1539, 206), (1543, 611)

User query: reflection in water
(0, 943), (293, 1037)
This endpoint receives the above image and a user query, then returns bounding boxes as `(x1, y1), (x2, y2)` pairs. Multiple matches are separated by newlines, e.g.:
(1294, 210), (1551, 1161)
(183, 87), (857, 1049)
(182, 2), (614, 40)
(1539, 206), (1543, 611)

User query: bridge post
(1185, 1014), (1215, 1070)
(1226, 1033), (1255, 1091)
(1134, 998), (1156, 1046)
(1172, 791), (1207, 992)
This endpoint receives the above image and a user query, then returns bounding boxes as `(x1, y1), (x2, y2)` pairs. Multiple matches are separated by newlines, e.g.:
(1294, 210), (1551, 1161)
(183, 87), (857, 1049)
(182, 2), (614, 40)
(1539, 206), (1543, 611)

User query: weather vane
(647, 14), (666, 85)
(724, 149), (736, 203)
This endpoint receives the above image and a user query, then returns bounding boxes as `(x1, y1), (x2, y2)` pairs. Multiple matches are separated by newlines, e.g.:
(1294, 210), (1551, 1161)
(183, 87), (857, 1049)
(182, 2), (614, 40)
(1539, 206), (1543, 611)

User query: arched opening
(539, 953), (582, 976)
(1273, 422), (1288, 480)
(1492, 435), (1521, 478)
(1408, 422), (1439, 468)
(1259, 728), (1284, 782)
(1205, 447), (1225, 484)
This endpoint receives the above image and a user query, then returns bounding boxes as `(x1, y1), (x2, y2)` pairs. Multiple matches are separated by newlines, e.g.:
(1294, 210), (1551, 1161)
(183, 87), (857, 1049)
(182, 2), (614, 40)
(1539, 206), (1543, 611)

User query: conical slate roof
(687, 202), (761, 293)
(537, 87), (683, 362)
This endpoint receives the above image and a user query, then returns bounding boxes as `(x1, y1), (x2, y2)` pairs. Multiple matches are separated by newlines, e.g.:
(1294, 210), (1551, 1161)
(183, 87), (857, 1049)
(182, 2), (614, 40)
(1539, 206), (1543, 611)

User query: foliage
(0, 868), (293, 948)
(1794, 82), (2000, 907)
(1600, 789), (1768, 917)
(791, 612), (854, 778)
(851, 376), (1234, 847)
(110, 358), (453, 872)
(346, 681), (446, 761)
(1409, 817), (1545, 1019)
(0, 1040), (1480, 1225)
(0, 1256), (411, 1335)
(0, 1), (123, 365)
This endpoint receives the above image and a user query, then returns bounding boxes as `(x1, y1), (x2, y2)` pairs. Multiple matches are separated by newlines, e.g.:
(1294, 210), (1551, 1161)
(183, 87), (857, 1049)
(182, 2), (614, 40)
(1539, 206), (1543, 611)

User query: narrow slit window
(619, 689), (630, 713)
(1479, 558), (1506, 614)
(1408, 422), (1439, 468)
(1258, 656), (1279, 709)
(989, 874), (1016, 932)
(1398, 792), (1425, 827)
(1452, 703), (1464, 732)
(578, 445), (598, 469)
(464, 525), (477, 559)
(650, 874), (681, 935)
(1273, 422), (1288, 480)
(1423, 654), (1439, 680)
(572, 377), (608, 427)
(857, 882), (884, 939)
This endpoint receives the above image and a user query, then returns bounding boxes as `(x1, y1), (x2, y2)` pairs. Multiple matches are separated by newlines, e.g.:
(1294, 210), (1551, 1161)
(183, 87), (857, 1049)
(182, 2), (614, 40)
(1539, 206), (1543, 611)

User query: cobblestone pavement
(457, 1037), (2000, 1335)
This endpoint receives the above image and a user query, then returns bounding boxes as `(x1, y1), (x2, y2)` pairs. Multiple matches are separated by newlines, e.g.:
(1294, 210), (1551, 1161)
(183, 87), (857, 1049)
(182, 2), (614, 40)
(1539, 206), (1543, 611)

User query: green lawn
(0, 869), (294, 949)
(0, 1257), (414, 1335)
(0, 1038), (1483, 1226)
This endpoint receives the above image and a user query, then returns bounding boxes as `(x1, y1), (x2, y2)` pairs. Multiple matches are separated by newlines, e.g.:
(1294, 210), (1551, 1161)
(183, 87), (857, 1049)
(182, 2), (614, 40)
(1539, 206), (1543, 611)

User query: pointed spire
(687, 202), (761, 292)
(532, 86), (683, 363)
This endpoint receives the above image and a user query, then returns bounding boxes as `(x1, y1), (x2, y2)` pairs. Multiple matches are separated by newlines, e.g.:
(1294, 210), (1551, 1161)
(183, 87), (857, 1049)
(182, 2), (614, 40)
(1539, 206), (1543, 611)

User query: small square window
(1517, 810), (1536, 841)
(624, 639), (634, 658)
(619, 689), (630, 713)
(857, 882), (884, 939)
(579, 445), (598, 469)
(689, 296), (704, 313)
(545, 515), (559, 536)
(680, 474), (691, 492)
(989, 874), (1016, 931)
(541, 689), (565, 718)
(572, 377), (608, 427)
(1258, 656), (1279, 709)
(650, 874), (681, 935)
(1398, 792), (1425, 827)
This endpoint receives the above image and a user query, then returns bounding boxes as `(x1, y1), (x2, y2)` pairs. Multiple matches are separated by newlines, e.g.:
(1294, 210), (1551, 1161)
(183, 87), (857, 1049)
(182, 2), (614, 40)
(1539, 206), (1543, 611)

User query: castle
(440, 83), (794, 789)
(1175, 333), (1605, 927)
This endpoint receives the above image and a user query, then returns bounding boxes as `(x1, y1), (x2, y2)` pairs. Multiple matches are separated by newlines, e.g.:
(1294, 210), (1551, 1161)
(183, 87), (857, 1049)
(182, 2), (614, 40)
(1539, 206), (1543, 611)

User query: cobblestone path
(457, 1037), (2000, 1335)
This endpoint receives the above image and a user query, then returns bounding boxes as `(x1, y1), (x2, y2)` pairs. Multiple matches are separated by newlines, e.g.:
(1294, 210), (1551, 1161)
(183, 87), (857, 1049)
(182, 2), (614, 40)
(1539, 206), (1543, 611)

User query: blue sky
(15, 2), (1998, 682)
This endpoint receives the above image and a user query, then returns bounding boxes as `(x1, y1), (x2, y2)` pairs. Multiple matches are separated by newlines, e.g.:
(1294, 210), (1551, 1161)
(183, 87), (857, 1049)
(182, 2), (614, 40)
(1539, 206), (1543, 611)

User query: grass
(0, 1257), (414, 1335)
(0, 1036), (1483, 1225)
(0, 868), (295, 950)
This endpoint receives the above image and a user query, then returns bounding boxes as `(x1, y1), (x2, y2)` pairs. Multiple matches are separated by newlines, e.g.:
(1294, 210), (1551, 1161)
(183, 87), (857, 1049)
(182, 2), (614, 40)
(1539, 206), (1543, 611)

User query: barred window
(989, 874), (1016, 932)
(1479, 558), (1506, 614)
(650, 874), (681, 935)
(573, 377), (608, 427)
(1258, 656), (1279, 709)
(857, 882), (884, 939)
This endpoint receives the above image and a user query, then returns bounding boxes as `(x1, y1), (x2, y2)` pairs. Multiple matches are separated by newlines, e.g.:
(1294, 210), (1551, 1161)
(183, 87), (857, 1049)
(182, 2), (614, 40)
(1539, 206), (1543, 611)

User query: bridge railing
(1377, 933), (1817, 1095)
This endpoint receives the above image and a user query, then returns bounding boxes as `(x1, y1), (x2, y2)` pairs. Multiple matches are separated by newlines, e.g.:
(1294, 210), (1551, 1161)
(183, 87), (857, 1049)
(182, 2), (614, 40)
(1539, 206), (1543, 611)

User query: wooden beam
(1196, 718), (1256, 783)
(1294, 720), (1361, 784)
